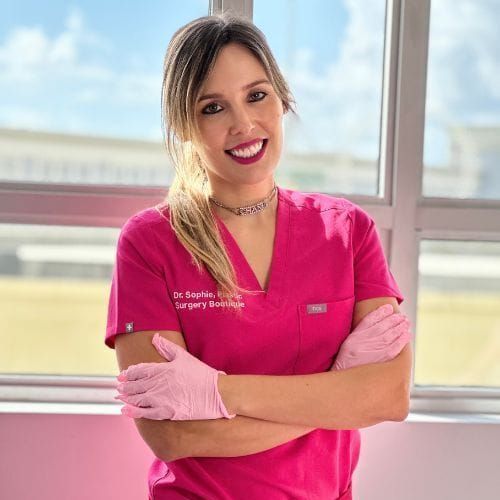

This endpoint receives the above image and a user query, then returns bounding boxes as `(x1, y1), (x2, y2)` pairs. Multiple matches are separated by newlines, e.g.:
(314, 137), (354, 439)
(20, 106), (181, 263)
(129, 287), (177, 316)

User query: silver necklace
(209, 183), (277, 216)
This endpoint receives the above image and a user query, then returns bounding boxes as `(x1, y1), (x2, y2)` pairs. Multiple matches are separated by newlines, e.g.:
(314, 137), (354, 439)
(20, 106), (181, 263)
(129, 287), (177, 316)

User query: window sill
(1, 401), (500, 424)
(404, 411), (500, 424)
(0, 401), (121, 415)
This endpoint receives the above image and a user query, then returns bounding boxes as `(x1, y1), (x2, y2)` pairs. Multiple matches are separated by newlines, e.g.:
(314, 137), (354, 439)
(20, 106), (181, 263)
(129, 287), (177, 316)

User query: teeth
(229, 140), (264, 158)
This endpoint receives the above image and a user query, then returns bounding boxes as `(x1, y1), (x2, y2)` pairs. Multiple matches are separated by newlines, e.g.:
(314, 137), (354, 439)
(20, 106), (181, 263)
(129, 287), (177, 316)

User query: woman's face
(193, 43), (284, 189)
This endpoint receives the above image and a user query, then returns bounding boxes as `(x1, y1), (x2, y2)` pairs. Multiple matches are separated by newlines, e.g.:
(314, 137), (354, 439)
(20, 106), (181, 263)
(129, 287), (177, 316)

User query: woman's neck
(213, 190), (278, 227)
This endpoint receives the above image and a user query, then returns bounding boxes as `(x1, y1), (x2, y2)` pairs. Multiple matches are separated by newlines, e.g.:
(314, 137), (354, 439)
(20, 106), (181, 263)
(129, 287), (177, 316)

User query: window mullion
(380, 0), (402, 206)
(389, 0), (431, 393)
(211, 0), (253, 19)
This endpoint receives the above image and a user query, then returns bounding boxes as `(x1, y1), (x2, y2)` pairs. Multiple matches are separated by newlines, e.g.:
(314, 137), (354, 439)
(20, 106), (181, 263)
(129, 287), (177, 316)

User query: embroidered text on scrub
(174, 299), (246, 310)
(175, 301), (209, 311)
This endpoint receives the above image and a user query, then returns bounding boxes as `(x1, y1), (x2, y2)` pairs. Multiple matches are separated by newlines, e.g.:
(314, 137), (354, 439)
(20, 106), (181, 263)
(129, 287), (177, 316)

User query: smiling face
(193, 43), (285, 193)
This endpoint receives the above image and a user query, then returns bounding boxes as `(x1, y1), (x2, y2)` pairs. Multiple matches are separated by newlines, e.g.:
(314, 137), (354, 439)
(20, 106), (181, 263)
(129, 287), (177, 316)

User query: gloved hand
(115, 333), (236, 421)
(330, 303), (412, 371)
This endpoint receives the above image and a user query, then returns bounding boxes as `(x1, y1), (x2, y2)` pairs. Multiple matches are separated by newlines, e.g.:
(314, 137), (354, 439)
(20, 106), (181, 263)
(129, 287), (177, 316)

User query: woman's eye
(250, 91), (267, 100)
(201, 91), (267, 115)
(203, 103), (221, 114)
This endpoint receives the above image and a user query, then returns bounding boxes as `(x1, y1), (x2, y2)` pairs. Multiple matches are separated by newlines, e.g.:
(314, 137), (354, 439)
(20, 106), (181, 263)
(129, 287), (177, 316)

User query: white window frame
(1, 0), (500, 417)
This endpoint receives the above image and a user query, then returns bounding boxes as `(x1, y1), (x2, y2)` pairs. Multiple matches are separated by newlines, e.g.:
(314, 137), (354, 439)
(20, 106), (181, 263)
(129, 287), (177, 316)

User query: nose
(228, 105), (256, 136)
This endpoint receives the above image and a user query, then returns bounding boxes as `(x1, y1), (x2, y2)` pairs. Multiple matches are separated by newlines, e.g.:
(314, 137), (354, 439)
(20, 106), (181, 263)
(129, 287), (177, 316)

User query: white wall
(356, 420), (500, 499)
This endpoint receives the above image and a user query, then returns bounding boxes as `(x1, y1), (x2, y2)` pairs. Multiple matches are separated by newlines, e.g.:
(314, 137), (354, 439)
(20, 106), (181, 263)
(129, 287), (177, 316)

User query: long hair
(159, 11), (298, 314)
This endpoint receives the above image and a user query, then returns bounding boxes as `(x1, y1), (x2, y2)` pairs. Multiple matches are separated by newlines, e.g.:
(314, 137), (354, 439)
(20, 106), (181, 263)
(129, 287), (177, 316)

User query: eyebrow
(197, 79), (272, 103)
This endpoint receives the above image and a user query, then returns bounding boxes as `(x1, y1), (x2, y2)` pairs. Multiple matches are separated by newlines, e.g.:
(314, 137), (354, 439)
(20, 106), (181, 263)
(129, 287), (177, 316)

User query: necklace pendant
(237, 200), (267, 216)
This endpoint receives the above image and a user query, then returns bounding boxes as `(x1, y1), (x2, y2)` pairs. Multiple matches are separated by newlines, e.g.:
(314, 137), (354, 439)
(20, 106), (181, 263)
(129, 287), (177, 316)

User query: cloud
(1, 107), (51, 129)
(287, 0), (385, 158)
(0, 27), (49, 83)
(428, 0), (500, 117)
(0, 7), (113, 81)
(0, 5), (158, 132)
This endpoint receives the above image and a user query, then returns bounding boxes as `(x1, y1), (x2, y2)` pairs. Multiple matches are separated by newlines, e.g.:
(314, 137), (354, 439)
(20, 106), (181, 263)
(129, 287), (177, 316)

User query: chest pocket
(293, 295), (355, 375)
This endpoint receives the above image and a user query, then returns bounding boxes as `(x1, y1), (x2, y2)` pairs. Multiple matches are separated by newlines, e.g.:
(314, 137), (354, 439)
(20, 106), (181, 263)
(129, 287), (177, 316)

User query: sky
(1, 0), (499, 167)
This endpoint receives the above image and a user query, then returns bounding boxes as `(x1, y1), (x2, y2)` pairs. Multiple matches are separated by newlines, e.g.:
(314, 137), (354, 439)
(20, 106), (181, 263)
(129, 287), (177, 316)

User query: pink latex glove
(331, 303), (412, 371)
(115, 333), (236, 421)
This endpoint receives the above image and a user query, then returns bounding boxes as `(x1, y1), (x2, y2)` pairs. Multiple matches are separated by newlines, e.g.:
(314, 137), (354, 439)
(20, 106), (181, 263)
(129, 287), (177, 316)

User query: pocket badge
(306, 303), (327, 314)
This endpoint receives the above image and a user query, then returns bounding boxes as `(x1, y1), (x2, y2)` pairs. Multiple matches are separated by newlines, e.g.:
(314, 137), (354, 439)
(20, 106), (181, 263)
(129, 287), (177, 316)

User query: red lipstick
(227, 137), (265, 150)
(225, 139), (268, 165)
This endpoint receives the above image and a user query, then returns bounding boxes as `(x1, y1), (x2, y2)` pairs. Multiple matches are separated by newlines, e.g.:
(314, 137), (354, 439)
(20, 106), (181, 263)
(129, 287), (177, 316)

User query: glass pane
(423, 1), (500, 200)
(0, 1), (208, 186)
(415, 240), (500, 387)
(253, 0), (387, 196)
(1, 223), (119, 376)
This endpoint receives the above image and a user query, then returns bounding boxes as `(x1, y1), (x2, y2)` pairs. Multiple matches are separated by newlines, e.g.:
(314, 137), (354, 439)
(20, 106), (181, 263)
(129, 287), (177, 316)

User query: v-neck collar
(212, 185), (290, 309)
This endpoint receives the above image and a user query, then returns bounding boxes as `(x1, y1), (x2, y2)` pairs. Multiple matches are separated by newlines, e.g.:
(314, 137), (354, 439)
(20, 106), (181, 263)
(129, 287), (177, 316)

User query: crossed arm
(115, 297), (412, 463)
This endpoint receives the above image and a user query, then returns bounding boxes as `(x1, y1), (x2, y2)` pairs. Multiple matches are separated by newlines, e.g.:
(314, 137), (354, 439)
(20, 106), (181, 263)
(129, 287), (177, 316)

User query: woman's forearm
(140, 416), (315, 462)
(165, 416), (316, 462)
(218, 351), (408, 430)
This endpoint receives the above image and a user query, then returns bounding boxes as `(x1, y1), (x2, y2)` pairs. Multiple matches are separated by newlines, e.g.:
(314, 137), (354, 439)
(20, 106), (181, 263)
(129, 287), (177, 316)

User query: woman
(106, 12), (412, 500)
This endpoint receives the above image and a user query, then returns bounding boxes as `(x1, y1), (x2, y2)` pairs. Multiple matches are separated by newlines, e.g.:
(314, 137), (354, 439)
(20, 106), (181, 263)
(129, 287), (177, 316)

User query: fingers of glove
(346, 314), (408, 345)
(380, 319), (411, 343)
(396, 328), (412, 347)
(352, 303), (395, 331)
(152, 334), (197, 361)
(334, 327), (412, 370)
(119, 362), (164, 382)
(121, 404), (144, 419)
(120, 404), (165, 420)
(364, 327), (411, 358)
(152, 333), (184, 360)
(337, 321), (410, 361)
(384, 326), (412, 353)
(117, 392), (154, 408)
(116, 378), (152, 396)
(387, 332), (412, 358)
(369, 313), (410, 336)
(352, 311), (408, 338)
(116, 367), (168, 397)
(138, 403), (191, 421)
(120, 399), (187, 420)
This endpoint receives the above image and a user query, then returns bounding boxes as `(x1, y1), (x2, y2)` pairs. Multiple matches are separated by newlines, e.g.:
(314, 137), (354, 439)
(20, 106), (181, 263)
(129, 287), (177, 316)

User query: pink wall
(0, 413), (152, 500)
(1, 413), (499, 499)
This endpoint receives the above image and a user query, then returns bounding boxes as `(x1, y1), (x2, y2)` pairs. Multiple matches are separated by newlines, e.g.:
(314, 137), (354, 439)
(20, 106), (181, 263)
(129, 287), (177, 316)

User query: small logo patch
(125, 322), (134, 333)
(307, 303), (327, 314)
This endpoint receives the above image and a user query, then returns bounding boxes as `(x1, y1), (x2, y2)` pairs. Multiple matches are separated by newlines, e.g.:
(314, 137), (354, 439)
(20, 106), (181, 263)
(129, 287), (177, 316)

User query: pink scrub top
(105, 185), (404, 500)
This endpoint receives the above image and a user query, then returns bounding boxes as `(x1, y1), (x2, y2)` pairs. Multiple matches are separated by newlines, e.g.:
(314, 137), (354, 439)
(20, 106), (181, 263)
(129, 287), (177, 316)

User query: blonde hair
(160, 11), (298, 315)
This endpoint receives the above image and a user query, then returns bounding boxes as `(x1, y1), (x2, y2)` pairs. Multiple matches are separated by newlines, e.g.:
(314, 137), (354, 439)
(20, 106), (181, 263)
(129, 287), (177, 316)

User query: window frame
(1, 0), (500, 417)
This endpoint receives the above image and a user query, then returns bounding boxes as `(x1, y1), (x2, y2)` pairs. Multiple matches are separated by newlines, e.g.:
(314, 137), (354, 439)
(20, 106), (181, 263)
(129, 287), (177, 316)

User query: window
(416, 240), (500, 387)
(0, 1), (207, 187)
(422, 1), (500, 200)
(254, 0), (387, 196)
(0, 223), (118, 376)
(2, 0), (500, 416)
(0, 1), (209, 390)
